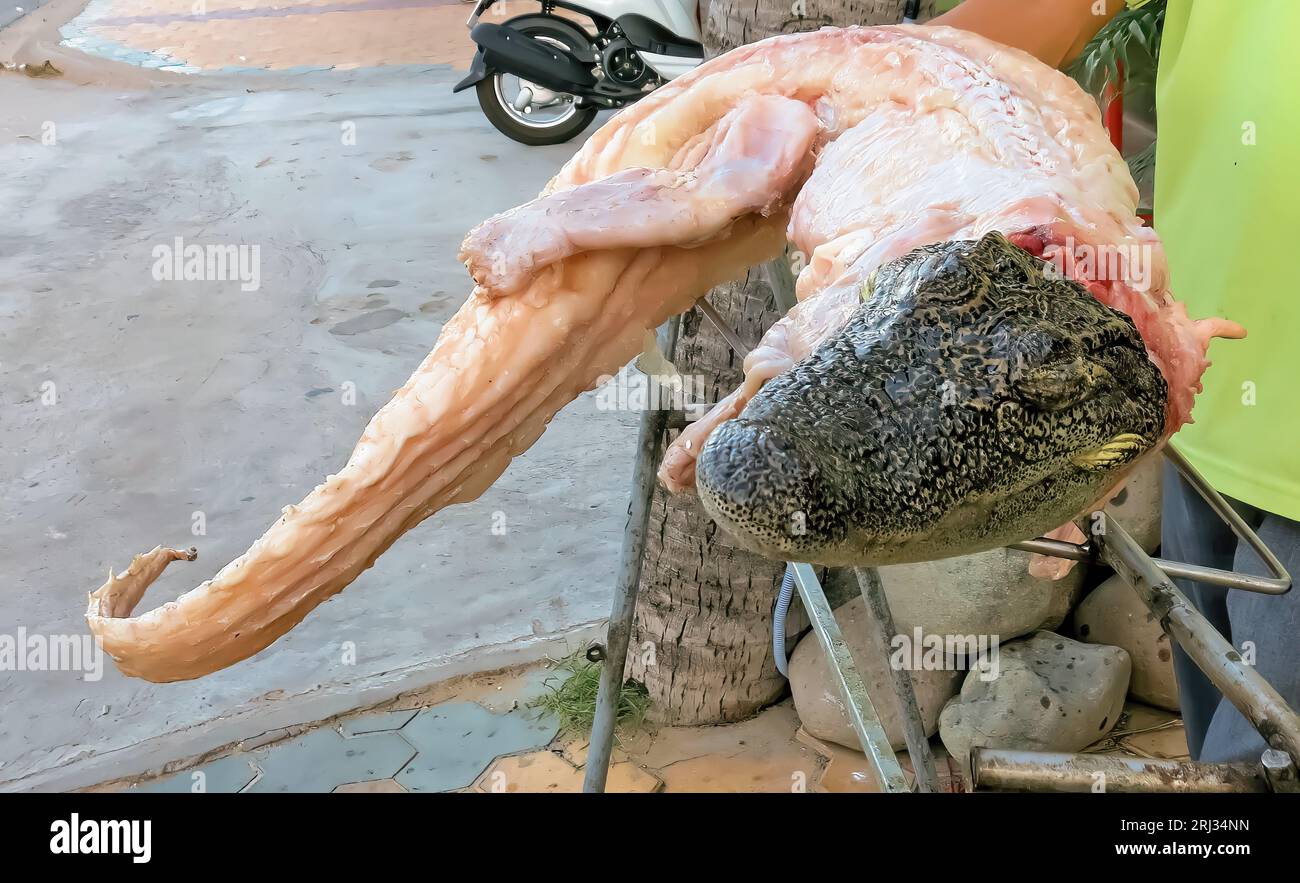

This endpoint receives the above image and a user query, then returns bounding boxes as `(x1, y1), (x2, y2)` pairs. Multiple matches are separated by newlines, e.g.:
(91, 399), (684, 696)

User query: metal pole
(760, 249), (800, 313)
(1010, 449), (1291, 595)
(790, 563), (911, 792)
(694, 297), (751, 358)
(1011, 536), (1293, 594)
(854, 567), (941, 793)
(583, 319), (679, 793)
(1261, 749), (1300, 794)
(698, 285), (926, 792)
(1164, 445), (1291, 594)
(1096, 515), (1300, 764)
(971, 749), (1267, 793)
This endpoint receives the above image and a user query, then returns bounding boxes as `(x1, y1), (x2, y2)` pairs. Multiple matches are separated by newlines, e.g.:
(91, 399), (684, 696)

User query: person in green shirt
(934, 0), (1299, 764)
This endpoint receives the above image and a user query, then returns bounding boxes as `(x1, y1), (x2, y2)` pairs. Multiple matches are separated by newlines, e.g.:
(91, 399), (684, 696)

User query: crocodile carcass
(87, 26), (1240, 682)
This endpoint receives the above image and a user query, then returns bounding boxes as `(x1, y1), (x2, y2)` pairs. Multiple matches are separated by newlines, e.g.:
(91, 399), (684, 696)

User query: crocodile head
(695, 231), (1167, 566)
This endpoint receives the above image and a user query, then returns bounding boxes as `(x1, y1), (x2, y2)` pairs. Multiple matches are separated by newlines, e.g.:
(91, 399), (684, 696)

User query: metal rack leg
(1097, 516), (1300, 764)
(854, 567), (942, 792)
(791, 564), (911, 792)
(583, 320), (678, 793)
(978, 495), (1300, 791)
(1164, 445), (1291, 594)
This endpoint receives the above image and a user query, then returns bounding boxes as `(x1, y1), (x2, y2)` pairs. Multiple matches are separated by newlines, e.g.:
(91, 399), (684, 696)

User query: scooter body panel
(638, 51), (701, 80)
(470, 22), (598, 95)
(577, 0), (700, 42)
(453, 49), (489, 93)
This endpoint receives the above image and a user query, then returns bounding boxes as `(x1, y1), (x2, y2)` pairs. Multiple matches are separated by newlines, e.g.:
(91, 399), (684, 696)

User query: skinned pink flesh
(88, 26), (1240, 682)
(656, 26), (1243, 493)
(88, 95), (817, 682)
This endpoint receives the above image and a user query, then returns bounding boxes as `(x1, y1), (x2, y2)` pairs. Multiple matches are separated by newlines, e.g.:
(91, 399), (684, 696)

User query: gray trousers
(1161, 461), (1300, 762)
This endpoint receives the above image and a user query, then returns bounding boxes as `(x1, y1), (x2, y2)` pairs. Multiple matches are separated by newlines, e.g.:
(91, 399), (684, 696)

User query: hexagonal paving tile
(339, 708), (418, 737)
(477, 750), (582, 793)
(246, 728), (416, 793)
(602, 761), (665, 794)
(476, 750), (662, 793)
(133, 755), (259, 793)
(394, 702), (559, 793)
(559, 738), (628, 769)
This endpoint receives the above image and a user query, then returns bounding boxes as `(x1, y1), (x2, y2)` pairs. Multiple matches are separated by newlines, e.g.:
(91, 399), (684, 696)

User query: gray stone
(2, 0), (51, 29)
(1103, 457), (1162, 553)
(789, 597), (962, 751)
(879, 547), (1085, 642)
(1074, 574), (1179, 711)
(939, 630), (1131, 767)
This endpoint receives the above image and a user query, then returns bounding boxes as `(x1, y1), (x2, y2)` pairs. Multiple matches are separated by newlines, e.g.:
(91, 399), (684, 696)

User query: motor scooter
(454, 0), (704, 145)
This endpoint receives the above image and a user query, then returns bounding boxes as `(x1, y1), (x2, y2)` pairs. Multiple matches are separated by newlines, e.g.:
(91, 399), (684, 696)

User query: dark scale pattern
(696, 232), (1167, 566)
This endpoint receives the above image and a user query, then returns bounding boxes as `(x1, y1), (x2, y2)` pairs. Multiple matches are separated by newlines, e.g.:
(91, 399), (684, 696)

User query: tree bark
(629, 0), (935, 725)
(703, 0), (935, 55)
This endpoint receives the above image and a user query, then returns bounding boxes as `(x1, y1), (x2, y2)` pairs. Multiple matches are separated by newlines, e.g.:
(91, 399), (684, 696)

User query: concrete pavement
(1, 0), (55, 31)
(59, 0), (484, 74)
(0, 1), (622, 791)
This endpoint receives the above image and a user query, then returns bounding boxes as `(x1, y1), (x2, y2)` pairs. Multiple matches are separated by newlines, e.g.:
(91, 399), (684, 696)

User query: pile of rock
(788, 459), (1180, 769)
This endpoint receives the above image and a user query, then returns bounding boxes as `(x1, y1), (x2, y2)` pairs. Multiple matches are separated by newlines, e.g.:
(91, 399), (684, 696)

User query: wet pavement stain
(329, 308), (408, 335)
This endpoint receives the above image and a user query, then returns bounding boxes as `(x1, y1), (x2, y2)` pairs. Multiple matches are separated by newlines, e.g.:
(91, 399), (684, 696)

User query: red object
(1102, 62), (1149, 225)
(1007, 231), (1046, 255)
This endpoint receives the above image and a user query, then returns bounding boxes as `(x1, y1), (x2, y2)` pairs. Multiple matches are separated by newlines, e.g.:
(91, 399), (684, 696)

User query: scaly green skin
(696, 232), (1167, 566)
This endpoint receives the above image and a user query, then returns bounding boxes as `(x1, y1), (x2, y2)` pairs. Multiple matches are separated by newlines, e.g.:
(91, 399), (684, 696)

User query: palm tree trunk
(629, 0), (936, 725)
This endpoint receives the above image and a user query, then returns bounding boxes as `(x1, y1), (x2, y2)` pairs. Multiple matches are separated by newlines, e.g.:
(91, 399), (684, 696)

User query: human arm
(932, 0), (1127, 68)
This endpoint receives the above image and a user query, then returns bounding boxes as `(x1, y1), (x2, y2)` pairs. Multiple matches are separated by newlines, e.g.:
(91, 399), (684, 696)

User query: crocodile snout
(694, 233), (1167, 566)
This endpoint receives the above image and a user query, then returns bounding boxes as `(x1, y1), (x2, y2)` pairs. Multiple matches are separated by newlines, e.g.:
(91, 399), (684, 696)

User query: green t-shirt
(1155, 0), (1300, 519)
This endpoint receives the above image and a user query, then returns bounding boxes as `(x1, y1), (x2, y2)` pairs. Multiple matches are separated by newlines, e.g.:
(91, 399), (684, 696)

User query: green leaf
(1068, 0), (1167, 97)
(1126, 141), (1158, 185)
(1129, 19), (1147, 48)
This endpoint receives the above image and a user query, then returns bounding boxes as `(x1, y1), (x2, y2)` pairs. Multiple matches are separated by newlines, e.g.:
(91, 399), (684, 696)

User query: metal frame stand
(582, 318), (679, 793)
(789, 563), (911, 792)
(853, 566), (941, 791)
(583, 295), (940, 793)
(583, 293), (1297, 794)
(976, 446), (1299, 792)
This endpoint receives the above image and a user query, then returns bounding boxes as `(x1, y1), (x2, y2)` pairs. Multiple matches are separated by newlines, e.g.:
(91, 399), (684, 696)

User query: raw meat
(86, 26), (1240, 682)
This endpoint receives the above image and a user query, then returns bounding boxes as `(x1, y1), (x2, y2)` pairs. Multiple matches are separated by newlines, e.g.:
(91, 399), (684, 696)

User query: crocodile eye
(1072, 433), (1150, 471)
(1014, 354), (1110, 411)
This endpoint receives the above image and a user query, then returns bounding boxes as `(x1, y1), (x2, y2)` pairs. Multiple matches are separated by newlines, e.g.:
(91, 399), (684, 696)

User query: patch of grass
(530, 651), (650, 737)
